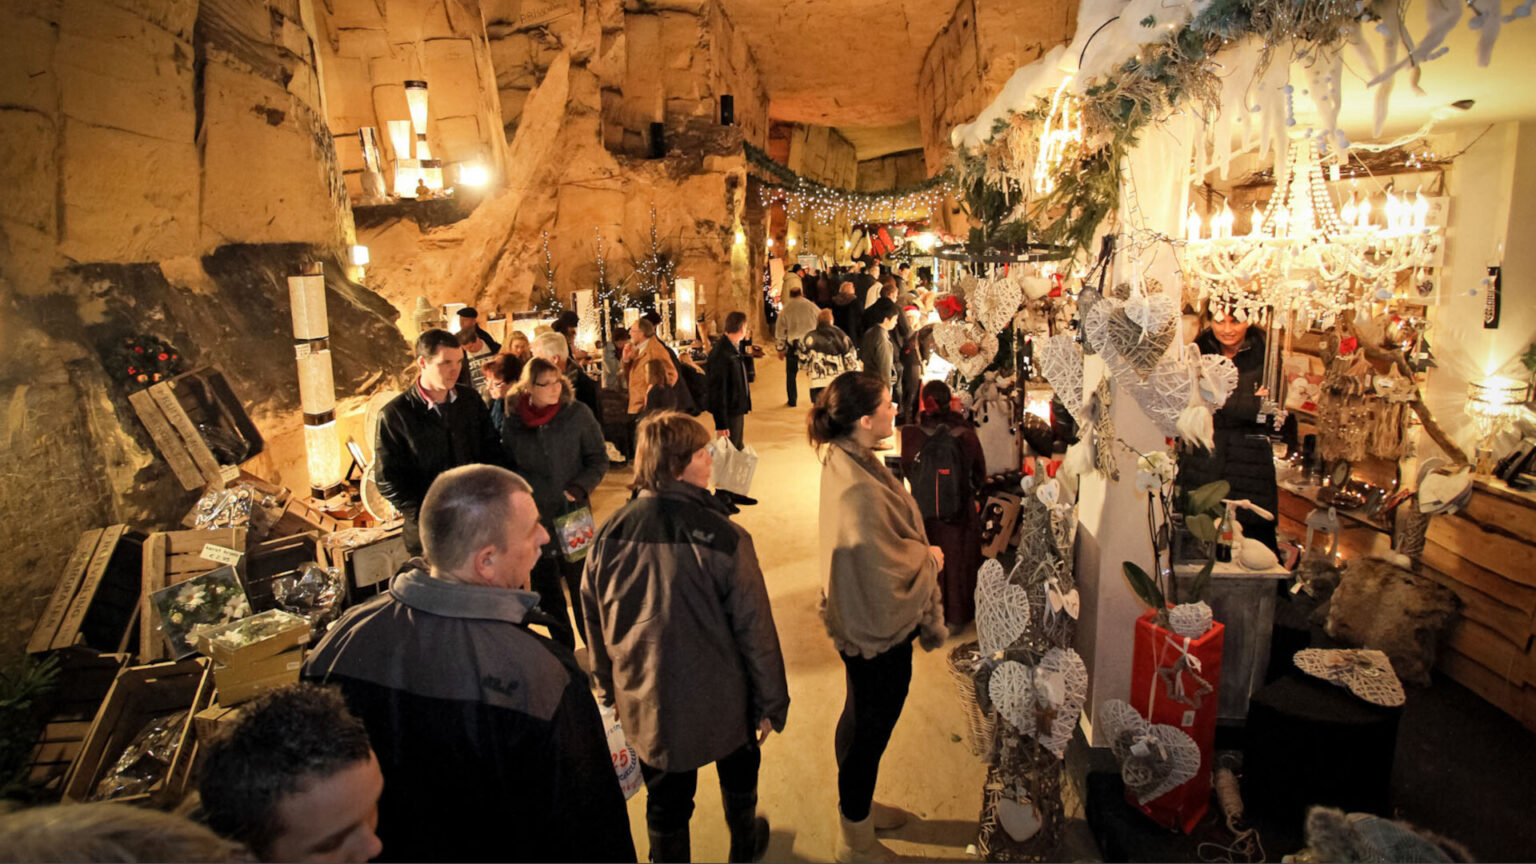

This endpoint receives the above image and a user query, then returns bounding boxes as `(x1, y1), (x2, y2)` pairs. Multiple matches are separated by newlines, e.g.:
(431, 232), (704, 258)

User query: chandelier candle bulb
(1186, 208), (1202, 243)
(405, 80), (429, 135)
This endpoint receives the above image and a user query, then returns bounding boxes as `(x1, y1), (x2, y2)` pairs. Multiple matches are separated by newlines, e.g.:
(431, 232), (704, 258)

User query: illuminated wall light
(675, 277), (697, 341)
(766, 237), (775, 248)
(288, 263), (346, 499)
(404, 80), (429, 135)
(734, 230), (745, 245)
(350, 245), (370, 267)
(457, 162), (489, 187)
(786, 236), (797, 249)
(386, 120), (412, 163)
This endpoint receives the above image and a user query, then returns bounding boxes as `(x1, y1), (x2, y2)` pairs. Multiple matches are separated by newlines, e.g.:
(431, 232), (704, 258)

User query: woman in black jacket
(1177, 312), (1279, 551)
(501, 356), (609, 647)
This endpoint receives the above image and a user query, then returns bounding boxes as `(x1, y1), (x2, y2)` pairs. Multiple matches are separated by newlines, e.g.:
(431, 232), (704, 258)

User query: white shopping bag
(709, 437), (758, 497)
(600, 704), (642, 799)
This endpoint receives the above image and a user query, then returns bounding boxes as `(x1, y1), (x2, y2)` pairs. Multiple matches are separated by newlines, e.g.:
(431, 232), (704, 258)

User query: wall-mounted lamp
(457, 162), (489, 187)
(734, 230), (745, 245)
(1467, 376), (1532, 473)
(350, 245), (370, 267)
(786, 236), (797, 249)
(766, 237), (774, 249)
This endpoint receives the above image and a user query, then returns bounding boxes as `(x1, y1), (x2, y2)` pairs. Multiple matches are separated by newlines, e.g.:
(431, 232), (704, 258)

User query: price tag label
(219, 464), (241, 483)
(201, 544), (243, 566)
(295, 342), (313, 359)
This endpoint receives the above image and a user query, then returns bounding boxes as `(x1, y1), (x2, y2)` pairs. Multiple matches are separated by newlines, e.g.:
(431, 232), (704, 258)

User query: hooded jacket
(581, 480), (789, 772)
(303, 568), (636, 863)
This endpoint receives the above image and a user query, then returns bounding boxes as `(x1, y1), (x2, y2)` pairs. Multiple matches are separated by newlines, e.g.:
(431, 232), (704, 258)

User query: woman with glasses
(500, 356), (608, 648)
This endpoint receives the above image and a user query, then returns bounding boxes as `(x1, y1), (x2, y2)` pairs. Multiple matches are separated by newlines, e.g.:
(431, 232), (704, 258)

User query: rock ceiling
(717, 0), (957, 154)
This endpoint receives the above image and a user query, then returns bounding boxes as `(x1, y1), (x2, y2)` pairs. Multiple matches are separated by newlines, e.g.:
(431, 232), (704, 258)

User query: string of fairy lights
(746, 143), (955, 224)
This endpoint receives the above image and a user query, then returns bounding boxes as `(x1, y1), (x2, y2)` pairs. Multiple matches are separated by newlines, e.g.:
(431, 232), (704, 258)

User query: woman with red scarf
(501, 356), (609, 648)
(898, 380), (985, 628)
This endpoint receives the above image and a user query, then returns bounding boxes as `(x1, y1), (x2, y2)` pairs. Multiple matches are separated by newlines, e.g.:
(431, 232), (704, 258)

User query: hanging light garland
(746, 143), (955, 224)
(1032, 78), (1083, 197)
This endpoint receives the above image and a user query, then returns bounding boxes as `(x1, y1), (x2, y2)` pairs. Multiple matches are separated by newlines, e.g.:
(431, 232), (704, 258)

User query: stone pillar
(1076, 115), (1195, 742)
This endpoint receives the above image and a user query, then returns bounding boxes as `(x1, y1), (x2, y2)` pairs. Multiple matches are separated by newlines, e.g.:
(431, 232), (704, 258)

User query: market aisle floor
(586, 356), (988, 863)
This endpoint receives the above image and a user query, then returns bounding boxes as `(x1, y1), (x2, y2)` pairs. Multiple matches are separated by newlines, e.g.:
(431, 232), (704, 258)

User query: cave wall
(0, 0), (410, 658)
(314, 0), (511, 198)
(486, 0), (767, 156)
(856, 149), (928, 192)
(778, 122), (857, 261)
(916, 0), (1077, 174)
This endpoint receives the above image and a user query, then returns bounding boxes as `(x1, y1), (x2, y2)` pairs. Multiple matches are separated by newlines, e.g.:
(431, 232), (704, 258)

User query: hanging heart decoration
(1076, 288), (1104, 356)
(988, 648), (1088, 758)
(1038, 334), (1086, 423)
(1101, 699), (1202, 805)
(1123, 356), (1196, 437)
(1195, 350), (1239, 408)
(1085, 297), (1179, 381)
(1091, 380), (1120, 481)
(931, 321), (999, 381)
(994, 796), (1042, 842)
(1293, 649), (1406, 707)
(1019, 274), (1054, 301)
(971, 275), (1024, 334)
(975, 559), (1030, 655)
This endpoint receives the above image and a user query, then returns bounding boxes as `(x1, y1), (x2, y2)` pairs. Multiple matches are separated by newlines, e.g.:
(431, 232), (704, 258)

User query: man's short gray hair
(531, 331), (568, 361)
(420, 465), (534, 573)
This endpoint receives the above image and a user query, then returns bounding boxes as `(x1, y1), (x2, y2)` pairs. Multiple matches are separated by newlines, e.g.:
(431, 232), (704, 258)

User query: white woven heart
(932, 322), (998, 381)
(975, 559), (1030, 655)
(1102, 699), (1202, 805)
(1085, 298), (1178, 380)
(1038, 334), (1086, 422)
(1020, 274), (1053, 301)
(971, 275), (1023, 334)
(1124, 293), (1177, 333)
(1294, 649), (1406, 707)
(995, 797), (1041, 842)
(1124, 356), (1195, 437)
(991, 649), (1088, 759)
(1195, 348), (1239, 408)
(1169, 602), (1213, 638)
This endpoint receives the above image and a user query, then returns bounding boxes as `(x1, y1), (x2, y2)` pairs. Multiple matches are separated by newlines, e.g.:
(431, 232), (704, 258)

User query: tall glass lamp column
(289, 263), (347, 499)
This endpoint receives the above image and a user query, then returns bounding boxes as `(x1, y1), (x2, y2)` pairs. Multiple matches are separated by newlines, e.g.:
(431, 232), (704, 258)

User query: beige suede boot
(869, 801), (912, 831)
(835, 812), (898, 863)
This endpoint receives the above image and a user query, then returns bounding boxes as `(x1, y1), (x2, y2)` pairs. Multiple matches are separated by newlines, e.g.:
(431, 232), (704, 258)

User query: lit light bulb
(1339, 193), (1357, 229)
(350, 245), (369, 267)
(458, 162), (489, 187)
(734, 230), (745, 245)
(1356, 197), (1371, 230)
(766, 237), (774, 248)
(1413, 191), (1429, 230)
(787, 236), (797, 249)
(1185, 206), (1202, 242)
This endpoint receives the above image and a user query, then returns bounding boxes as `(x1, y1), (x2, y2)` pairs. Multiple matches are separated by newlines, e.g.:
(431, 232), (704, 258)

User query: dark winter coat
(500, 397), (608, 532)
(706, 335), (752, 431)
(859, 324), (895, 387)
(1178, 328), (1278, 547)
(581, 479), (790, 772)
(303, 568), (636, 863)
(801, 321), (860, 391)
(375, 382), (505, 551)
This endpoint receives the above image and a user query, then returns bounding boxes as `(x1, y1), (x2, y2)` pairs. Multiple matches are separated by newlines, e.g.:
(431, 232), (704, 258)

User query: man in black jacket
(456, 306), (501, 354)
(706, 311), (753, 448)
(375, 329), (504, 555)
(303, 465), (636, 863)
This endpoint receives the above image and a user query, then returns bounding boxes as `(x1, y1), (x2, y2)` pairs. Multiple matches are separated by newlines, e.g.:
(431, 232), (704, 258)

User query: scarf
(517, 395), (560, 427)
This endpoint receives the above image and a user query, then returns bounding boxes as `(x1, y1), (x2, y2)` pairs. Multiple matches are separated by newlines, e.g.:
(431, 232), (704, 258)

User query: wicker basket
(948, 640), (993, 757)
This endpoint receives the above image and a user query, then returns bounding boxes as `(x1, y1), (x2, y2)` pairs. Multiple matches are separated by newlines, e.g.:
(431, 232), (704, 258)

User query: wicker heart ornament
(1101, 699), (1202, 805)
(1123, 356), (1195, 437)
(1294, 649), (1406, 707)
(975, 559), (1030, 655)
(988, 647), (1088, 758)
(1038, 334), (1086, 422)
(1085, 296), (1178, 380)
(971, 275), (1024, 334)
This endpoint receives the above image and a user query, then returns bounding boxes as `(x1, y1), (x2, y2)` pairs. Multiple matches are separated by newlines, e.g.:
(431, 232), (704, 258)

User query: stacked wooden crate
(1415, 478), (1536, 733)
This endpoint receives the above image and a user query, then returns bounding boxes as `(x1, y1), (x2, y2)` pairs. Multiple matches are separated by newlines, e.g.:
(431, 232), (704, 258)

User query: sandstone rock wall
(780, 123), (856, 261)
(314, 0), (511, 200)
(487, 0), (766, 156)
(857, 149), (929, 193)
(0, 0), (409, 658)
(916, 0), (1077, 174)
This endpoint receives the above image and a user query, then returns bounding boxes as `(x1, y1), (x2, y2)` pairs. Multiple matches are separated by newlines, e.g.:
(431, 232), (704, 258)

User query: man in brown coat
(620, 317), (678, 415)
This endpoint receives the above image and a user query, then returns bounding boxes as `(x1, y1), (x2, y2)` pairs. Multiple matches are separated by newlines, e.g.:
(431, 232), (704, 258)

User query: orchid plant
(1120, 444), (1230, 628)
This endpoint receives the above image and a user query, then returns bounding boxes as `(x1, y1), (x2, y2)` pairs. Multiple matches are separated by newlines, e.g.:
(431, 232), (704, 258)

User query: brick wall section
(916, 0), (1077, 174)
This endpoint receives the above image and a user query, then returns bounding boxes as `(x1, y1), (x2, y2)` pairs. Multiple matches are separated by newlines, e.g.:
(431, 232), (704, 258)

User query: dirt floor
(582, 356), (990, 863)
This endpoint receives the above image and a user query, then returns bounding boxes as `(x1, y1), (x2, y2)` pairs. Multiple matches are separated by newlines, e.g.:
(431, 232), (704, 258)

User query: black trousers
(835, 635), (914, 822)
(529, 550), (585, 648)
(640, 741), (762, 834)
(716, 413), (745, 449)
(785, 343), (801, 406)
(809, 386), (825, 406)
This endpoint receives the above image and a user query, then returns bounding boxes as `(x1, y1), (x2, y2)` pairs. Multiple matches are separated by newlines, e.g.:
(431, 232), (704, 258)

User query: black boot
(723, 792), (770, 863)
(647, 827), (690, 863)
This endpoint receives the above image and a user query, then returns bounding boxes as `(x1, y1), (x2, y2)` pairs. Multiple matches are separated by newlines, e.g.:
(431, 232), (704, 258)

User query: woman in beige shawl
(809, 371), (948, 862)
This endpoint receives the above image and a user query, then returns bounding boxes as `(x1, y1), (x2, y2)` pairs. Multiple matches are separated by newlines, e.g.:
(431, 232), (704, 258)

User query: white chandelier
(1180, 139), (1440, 321)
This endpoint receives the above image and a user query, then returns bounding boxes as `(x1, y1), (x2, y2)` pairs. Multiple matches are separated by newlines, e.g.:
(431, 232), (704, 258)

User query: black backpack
(910, 423), (970, 523)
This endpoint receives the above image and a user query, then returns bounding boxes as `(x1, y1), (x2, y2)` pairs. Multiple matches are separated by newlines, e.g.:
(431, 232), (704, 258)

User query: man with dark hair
(303, 465), (635, 863)
(374, 328), (504, 555)
(456, 306), (500, 354)
(198, 683), (383, 863)
(848, 262), (877, 341)
(707, 310), (753, 448)
(859, 299), (899, 391)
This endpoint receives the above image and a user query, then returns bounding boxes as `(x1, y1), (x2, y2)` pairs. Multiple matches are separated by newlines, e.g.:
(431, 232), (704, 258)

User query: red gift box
(1127, 610), (1225, 832)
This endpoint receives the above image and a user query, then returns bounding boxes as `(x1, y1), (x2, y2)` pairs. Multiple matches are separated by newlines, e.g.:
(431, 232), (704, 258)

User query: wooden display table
(1175, 558), (1292, 721)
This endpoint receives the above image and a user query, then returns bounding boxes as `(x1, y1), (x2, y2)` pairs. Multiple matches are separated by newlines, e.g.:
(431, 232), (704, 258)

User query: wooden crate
(242, 532), (328, 612)
(1411, 479), (1536, 733)
(180, 472), (292, 540)
(271, 496), (352, 538)
(62, 658), (213, 806)
(333, 529), (408, 592)
(139, 528), (247, 662)
(28, 526), (146, 656)
(128, 368), (264, 491)
(22, 653), (129, 795)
